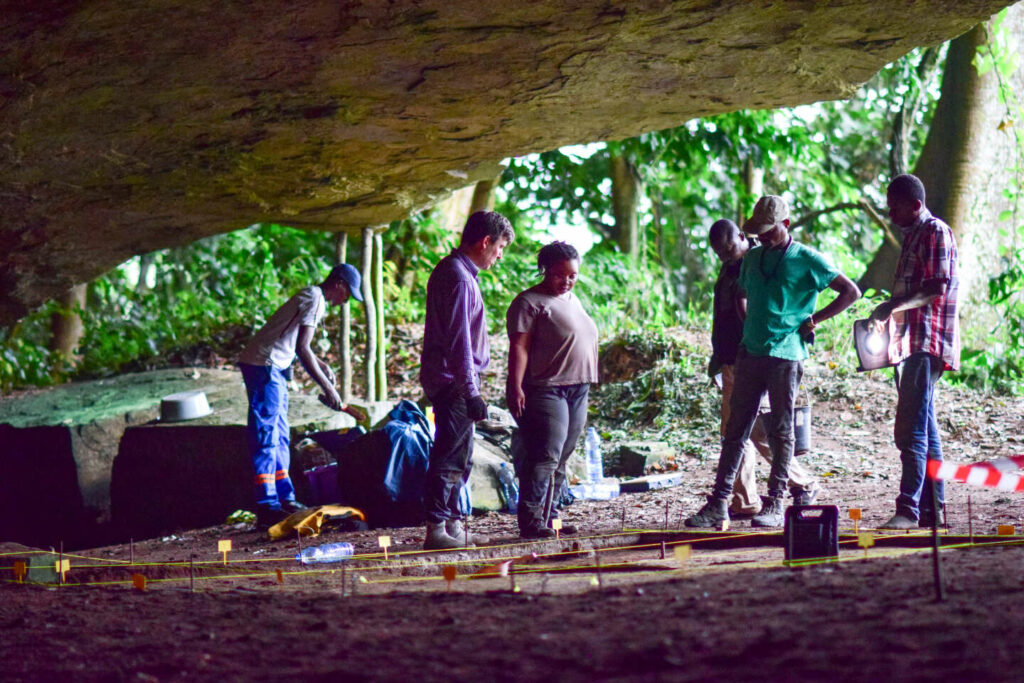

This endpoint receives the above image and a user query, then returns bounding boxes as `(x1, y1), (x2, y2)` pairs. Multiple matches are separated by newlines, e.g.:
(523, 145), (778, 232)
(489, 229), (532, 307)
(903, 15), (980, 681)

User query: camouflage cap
(742, 195), (789, 235)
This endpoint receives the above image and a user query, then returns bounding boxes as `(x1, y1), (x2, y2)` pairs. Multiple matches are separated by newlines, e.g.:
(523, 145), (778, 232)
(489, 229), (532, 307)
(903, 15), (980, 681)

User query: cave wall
(0, 0), (1015, 322)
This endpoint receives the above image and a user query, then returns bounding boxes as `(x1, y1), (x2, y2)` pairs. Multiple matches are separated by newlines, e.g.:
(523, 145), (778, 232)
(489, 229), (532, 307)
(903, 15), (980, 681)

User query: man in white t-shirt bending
(238, 263), (366, 530)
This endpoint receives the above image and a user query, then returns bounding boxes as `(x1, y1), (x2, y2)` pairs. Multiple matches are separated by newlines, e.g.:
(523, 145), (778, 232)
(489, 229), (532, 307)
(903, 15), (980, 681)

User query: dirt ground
(3, 327), (1024, 681)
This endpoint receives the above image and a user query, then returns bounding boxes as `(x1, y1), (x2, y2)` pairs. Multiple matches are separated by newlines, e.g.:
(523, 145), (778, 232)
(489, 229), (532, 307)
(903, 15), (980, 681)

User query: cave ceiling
(0, 0), (1015, 324)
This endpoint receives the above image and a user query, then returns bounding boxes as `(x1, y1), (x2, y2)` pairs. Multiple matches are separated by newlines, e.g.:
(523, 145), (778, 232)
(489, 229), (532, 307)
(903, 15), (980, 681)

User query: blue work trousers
(893, 352), (945, 521)
(240, 363), (296, 509)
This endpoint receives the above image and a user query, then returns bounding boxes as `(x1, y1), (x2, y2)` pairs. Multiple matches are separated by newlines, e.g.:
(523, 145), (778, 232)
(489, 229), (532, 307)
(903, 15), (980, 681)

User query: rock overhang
(0, 0), (1015, 323)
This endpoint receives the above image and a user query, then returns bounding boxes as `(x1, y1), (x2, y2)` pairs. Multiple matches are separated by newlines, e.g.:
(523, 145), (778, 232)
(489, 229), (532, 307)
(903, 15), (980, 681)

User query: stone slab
(608, 441), (675, 478)
(0, 367), (370, 547)
(618, 472), (684, 494)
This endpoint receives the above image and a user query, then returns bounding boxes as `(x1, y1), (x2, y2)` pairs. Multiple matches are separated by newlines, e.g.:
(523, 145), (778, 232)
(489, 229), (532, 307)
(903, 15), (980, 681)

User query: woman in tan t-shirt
(506, 241), (599, 538)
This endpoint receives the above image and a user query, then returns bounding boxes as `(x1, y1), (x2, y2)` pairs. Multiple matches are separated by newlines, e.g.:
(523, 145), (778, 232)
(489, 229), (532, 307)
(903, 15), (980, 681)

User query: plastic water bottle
(295, 541), (354, 565)
(585, 427), (602, 482)
(497, 462), (519, 514)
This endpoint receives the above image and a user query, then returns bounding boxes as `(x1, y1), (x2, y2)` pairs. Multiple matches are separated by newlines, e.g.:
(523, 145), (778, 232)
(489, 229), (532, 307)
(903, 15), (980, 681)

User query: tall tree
(860, 20), (1002, 292)
(609, 150), (641, 260)
(50, 284), (87, 372)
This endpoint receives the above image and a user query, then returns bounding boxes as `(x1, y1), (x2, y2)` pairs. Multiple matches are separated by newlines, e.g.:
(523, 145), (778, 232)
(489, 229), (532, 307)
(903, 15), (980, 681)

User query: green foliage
(382, 212), (457, 323)
(499, 48), (946, 320)
(74, 224), (333, 377)
(592, 330), (718, 455)
(956, 5), (1024, 395)
(0, 223), (340, 390)
(0, 318), (56, 391)
(958, 246), (1024, 394)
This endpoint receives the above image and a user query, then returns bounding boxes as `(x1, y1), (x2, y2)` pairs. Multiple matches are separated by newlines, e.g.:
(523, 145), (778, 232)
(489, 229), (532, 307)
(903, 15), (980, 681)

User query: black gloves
(466, 395), (487, 422)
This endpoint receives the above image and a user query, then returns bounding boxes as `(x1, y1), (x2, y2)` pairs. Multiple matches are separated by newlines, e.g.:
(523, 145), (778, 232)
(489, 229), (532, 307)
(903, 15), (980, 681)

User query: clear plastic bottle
(585, 427), (602, 482)
(295, 541), (354, 565)
(496, 462), (519, 514)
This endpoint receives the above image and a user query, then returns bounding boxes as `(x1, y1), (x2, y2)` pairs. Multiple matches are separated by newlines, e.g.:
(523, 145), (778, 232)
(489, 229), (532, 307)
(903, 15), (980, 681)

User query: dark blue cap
(328, 263), (363, 302)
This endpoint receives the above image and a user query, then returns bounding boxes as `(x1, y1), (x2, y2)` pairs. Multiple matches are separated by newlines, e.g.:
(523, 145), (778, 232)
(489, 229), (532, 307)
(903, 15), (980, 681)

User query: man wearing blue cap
(239, 263), (367, 530)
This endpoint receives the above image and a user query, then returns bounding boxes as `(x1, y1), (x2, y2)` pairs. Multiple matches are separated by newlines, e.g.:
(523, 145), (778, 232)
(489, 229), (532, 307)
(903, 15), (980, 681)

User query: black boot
(685, 496), (728, 528)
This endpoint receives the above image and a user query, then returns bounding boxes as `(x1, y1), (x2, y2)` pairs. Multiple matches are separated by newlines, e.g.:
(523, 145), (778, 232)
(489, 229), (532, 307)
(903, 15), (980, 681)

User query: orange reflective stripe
(274, 470), (290, 481)
(254, 473), (275, 484)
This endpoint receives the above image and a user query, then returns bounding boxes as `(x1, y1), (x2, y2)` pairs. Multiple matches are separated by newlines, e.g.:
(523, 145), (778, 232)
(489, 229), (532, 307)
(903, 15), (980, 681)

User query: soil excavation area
(3, 537), (1024, 681)
(3, 327), (1024, 680)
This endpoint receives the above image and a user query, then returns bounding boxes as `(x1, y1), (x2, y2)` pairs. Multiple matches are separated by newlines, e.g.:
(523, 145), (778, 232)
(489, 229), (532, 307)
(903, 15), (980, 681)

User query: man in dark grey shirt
(420, 210), (514, 550)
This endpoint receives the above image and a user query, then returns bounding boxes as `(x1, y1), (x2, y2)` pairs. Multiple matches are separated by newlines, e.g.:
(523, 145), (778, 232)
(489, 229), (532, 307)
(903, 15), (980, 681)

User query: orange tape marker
(442, 565), (457, 591)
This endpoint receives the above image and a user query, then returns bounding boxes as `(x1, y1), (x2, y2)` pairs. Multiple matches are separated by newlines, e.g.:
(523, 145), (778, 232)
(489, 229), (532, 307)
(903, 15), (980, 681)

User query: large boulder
(0, 367), (362, 547)
(0, 0), (1013, 322)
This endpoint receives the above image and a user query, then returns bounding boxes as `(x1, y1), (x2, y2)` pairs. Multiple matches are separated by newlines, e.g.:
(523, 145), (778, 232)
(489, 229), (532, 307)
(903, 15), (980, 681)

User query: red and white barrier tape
(927, 455), (1024, 492)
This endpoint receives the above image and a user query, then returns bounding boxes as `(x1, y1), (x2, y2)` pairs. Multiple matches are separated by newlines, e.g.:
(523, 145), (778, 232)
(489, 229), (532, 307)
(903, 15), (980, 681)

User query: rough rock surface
(0, 0), (1013, 322)
(0, 367), (361, 547)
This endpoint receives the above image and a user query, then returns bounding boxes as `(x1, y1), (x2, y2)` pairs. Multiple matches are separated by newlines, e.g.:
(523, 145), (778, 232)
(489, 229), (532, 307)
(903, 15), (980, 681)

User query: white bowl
(160, 390), (213, 422)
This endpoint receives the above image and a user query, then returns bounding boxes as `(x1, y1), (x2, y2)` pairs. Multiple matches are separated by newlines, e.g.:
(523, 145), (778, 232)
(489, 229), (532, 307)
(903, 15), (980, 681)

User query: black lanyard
(758, 236), (792, 280)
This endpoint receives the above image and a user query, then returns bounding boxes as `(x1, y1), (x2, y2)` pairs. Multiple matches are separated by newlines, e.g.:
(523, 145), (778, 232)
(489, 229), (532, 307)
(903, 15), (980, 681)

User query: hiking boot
(792, 486), (820, 506)
(281, 499), (308, 514)
(255, 506), (290, 531)
(446, 518), (490, 545)
(880, 513), (917, 530)
(751, 496), (785, 528)
(424, 522), (472, 550)
(918, 508), (945, 528)
(520, 526), (556, 539)
(685, 496), (729, 528)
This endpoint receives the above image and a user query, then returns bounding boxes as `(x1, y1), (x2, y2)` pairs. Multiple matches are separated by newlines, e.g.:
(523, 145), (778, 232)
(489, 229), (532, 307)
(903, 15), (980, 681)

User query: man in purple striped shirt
(869, 174), (960, 530)
(421, 210), (515, 550)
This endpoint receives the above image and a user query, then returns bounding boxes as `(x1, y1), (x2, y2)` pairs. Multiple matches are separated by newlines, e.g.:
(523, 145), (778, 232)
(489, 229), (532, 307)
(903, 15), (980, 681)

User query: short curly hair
(888, 174), (926, 203)
(537, 241), (580, 273)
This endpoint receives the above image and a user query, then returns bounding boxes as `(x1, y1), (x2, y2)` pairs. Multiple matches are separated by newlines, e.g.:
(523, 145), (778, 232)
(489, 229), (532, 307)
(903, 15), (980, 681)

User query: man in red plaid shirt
(869, 174), (960, 530)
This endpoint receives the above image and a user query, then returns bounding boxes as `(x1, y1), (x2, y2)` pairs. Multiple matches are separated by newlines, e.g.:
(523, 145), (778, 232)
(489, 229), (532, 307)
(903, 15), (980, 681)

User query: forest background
(2, 6), (1024, 399)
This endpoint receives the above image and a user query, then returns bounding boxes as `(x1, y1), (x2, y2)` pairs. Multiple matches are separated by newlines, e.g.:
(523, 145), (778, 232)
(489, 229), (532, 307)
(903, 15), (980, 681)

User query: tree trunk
(360, 227), (377, 402)
(373, 231), (386, 401)
(468, 174), (502, 215)
(913, 23), (997, 246)
(650, 186), (667, 269)
(859, 21), (999, 293)
(889, 47), (942, 178)
(50, 284), (87, 372)
(136, 252), (156, 294)
(335, 232), (352, 403)
(610, 152), (640, 260)
(740, 156), (764, 225)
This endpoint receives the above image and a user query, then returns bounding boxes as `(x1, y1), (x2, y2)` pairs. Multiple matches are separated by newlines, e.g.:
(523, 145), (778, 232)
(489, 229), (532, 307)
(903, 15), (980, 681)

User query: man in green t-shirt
(686, 195), (860, 528)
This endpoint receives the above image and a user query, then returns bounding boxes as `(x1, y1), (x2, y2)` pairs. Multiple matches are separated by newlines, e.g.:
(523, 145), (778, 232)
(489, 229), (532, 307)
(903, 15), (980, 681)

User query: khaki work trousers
(720, 363), (817, 515)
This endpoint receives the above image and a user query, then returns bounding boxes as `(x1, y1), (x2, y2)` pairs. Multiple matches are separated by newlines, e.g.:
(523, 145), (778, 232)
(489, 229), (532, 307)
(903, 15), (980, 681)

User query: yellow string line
(7, 537), (1015, 589)
(4, 529), (1019, 578)
(6, 533), (988, 579)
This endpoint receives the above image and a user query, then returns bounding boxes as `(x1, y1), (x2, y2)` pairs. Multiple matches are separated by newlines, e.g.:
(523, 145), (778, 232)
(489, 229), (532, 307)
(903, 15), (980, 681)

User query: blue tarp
(382, 400), (470, 514)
